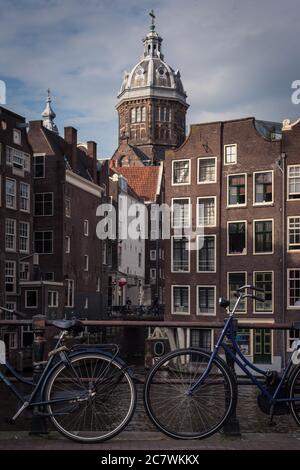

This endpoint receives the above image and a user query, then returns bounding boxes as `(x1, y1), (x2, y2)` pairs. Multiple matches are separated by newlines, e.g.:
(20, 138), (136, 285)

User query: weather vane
(149, 9), (156, 31)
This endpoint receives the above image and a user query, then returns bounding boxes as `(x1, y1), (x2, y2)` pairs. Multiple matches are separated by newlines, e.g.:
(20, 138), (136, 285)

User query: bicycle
(0, 319), (137, 443)
(143, 285), (300, 440)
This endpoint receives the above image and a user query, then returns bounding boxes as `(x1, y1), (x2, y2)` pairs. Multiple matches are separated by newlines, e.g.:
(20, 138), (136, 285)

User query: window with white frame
(288, 217), (300, 250)
(224, 144), (237, 164)
(228, 174), (246, 206)
(228, 272), (246, 312)
(172, 236), (190, 272)
(4, 302), (16, 320)
(6, 178), (16, 209)
(34, 231), (53, 254)
(66, 279), (75, 308)
(254, 272), (273, 312)
(228, 221), (246, 255)
(20, 262), (30, 281)
(254, 220), (273, 254)
(5, 219), (16, 251)
(131, 108), (136, 123)
(5, 261), (16, 293)
(150, 250), (156, 261)
(48, 291), (59, 308)
(197, 235), (215, 272)
(84, 219), (89, 236)
(25, 290), (38, 308)
(254, 171), (273, 204)
(288, 165), (300, 199)
(19, 221), (29, 253)
(197, 286), (216, 315)
(84, 255), (89, 271)
(150, 268), (156, 279)
(236, 328), (251, 355)
(65, 197), (71, 218)
(288, 269), (300, 308)
(172, 286), (189, 314)
(65, 236), (70, 254)
(34, 193), (53, 216)
(20, 182), (30, 212)
(136, 107), (141, 122)
(198, 158), (216, 183)
(172, 198), (190, 228)
(197, 197), (216, 226)
(287, 328), (300, 351)
(13, 129), (21, 145)
(96, 277), (100, 292)
(190, 329), (212, 352)
(172, 160), (190, 185)
(33, 155), (45, 178)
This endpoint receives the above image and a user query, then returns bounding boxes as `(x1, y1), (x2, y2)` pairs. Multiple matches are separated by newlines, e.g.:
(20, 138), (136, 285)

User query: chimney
(64, 127), (77, 171)
(87, 141), (97, 183)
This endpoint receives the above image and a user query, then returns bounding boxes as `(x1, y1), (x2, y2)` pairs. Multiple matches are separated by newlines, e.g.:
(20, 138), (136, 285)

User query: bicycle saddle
(51, 319), (84, 331)
(219, 297), (230, 308)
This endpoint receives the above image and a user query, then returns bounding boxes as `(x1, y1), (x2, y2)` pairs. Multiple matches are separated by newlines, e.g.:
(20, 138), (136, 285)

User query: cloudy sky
(1, 0), (300, 157)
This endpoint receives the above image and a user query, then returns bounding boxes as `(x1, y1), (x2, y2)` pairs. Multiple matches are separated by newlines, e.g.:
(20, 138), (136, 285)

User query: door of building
(253, 329), (272, 364)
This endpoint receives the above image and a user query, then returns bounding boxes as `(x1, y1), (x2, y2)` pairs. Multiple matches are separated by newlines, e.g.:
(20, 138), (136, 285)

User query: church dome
(117, 17), (187, 107)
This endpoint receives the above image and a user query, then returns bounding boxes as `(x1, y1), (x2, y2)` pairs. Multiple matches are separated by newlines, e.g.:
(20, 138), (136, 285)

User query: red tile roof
(116, 166), (162, 202)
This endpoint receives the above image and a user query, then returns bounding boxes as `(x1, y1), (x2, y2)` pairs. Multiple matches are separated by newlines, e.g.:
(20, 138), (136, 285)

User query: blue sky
(1, 0), (300, 157)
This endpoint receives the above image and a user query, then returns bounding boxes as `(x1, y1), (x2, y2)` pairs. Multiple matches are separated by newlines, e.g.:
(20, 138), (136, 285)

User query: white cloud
(1, 0), (300, 156)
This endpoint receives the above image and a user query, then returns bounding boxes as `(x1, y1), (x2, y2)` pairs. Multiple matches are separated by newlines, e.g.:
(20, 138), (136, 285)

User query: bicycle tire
(289, 365), (300, 426)
(144, 348), (237, 439)
(44, 352), (136, 443)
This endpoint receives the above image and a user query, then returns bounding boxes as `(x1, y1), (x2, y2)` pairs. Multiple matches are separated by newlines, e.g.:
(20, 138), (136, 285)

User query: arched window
(131, 108), (136, 123)
(136, 107), (141, 123)
(142, 107), (146, 122)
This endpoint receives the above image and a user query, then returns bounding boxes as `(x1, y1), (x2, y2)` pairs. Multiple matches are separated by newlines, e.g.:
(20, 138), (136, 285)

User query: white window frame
(197, 157), (217, 184)
(84, 255), (89, 272)
(6, 178), (16, 209)
(171, 159), (191, 186)
(196, 285), (216, 316)
(13, 128), (21, 145)
(227, 220), (247, 256)
(19, 221), (30, 254)
(5, 260), (16, 294)
(287, 165), (300, 200)
(171, 285), (190, 315)
(253, 271), (274, 314)
(25, 290), (38, 309)
(253, 219), (274, 255)
(171, 197), (191, 228)
(227, 173), (247, 208)
(227, 271), (248, 313)
(287, 328), (300, 352)
(171, 235), (190, 273)
(187, 328), (214, 352)
(20, 182), (30, 213)
(196, 234), (216, 273)
(66, 236), (71, 254)
(287, 216), (300, 251)
(34, 230), (53, 255)
(84, 219), (89, 237)
(150, 250), (156, 261)
(19, 262), (30, 281)
(66, 279), (75, 308)
(224, 144), (237, 165)
(48, 291), (59, 308)
(150, 268), (156, 279)
(5, 218), (16, 252)
(197, 196), (217, 227)
(287, 269), (300, 309)
(253, 170), (274, 206)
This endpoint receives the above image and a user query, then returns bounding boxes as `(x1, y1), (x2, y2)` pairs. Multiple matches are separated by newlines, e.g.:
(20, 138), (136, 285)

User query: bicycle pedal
(4, 417), (15, 425)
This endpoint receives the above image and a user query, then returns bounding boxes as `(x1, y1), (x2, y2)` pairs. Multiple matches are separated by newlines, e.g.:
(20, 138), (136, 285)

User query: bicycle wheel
(144, 348), (237, 439)
(44, 352), (136, 442)
(289, 365), (300, 426)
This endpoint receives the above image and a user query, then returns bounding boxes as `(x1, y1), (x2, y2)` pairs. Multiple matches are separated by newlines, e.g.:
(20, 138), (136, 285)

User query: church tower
(113, 11), (188, 166)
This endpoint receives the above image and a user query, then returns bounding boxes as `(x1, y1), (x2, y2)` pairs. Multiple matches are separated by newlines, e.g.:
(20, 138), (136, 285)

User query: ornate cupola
(42, 89), (59, 134)
(116, 11), (188, 165)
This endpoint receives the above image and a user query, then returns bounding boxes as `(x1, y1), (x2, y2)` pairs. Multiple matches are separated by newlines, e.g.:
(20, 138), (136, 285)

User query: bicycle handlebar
(237, 284), (264, 293)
